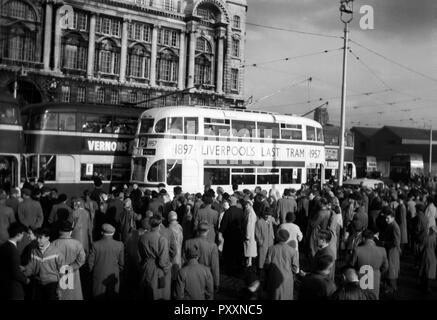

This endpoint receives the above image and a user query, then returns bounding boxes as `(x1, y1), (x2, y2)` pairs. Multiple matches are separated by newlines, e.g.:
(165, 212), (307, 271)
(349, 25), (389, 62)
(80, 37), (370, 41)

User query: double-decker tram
(21, 102), (142, 195)
(131, 106), (326, 194)
(0, 90), (24, 189)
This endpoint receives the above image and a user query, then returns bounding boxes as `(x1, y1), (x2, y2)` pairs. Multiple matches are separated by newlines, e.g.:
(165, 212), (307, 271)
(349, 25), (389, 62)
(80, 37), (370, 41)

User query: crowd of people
(0, 176), (436, 300)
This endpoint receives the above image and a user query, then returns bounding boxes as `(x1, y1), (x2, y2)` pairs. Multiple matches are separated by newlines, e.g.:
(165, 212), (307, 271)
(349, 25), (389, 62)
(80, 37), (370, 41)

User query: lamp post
(337, 0), (353, 186)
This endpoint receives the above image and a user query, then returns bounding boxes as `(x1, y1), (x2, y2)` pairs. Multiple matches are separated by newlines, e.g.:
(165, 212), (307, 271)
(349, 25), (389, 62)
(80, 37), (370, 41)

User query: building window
(73, 11), (88, 31)
(62, 40), (87, 70)
(231, 68), (239, 91)
(128, 45), (150, 80)
(195, 56), (211, 86)
(5, 0), (36, 21)
(195, 38), (213, 87)
(232, 38), (240, 57)
(96, 39), (120, 75)
(129, 91), (137, 103)
(96, 16), (121, 37)
(96, 88), (105, 103)
(1, 33), (36, 62)
(157, 50), (178, 82)
(158, 28), (179, 48)
(77, 87), (86, 103)
(233, 15), (241, 29)
(61, 86), (70, 102)
(143, 25), (151, 42)
(163, 0), (173, 11)
(134, 23), (142, 40)
(110, 90), (119, 104)
(138, 92), (149, 107)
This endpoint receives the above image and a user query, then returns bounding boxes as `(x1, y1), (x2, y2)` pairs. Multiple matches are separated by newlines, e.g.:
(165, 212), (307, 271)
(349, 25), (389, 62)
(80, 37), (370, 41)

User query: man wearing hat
(277, 189), (297, 225)
(52, 221), (86, 300)
(184, 221), (220, 291)
(174, 244), (214, 300)
(18, 188), (44, 230)
(380, 209), (401, 295)
(5, 187), (20, 217)
(350, 229), (388, 299)
(139, 215), (172, 300)
(48, 193), (72, 226)
(219, 195), (245, 276)
(194, 196), (219, 244)
(88, 223), (124, 300)
(264, 229), (299, 300)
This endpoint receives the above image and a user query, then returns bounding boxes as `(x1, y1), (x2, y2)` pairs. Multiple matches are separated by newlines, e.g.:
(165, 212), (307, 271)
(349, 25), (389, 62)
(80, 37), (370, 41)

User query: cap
(10, 188), (20, 195)
(22, 188), (32, 197)
(198, 222), (210, 232)
(102, 223), (115, 235)
(159, 189), (168, 195)
(168, 211), (178, 221)
(185, 244), (199, 259)
(276, 229), (290, 243)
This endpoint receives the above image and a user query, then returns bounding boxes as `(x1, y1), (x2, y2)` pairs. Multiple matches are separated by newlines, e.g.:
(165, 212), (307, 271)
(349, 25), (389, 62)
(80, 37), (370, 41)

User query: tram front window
(140, 118), (154, 133)
(167, 159), (182, 186)
(132, 158), (147, 182)
(147, 159), (165, 182)
(0, 156), (17, 189)
(40, 155), (56, 181)
(0, 105), (18, 124)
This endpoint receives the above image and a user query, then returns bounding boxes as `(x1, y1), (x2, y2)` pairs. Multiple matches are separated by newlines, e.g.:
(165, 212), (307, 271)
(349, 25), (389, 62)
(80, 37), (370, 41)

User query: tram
(131, 106), (326, 194)
(0, 90), (24, 190)
(21, 102), (142, 195)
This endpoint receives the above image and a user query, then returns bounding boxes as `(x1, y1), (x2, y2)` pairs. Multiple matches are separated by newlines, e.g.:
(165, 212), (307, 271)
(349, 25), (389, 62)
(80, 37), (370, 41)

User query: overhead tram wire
(258, 88), (392, 110)
(246, 22), (343, 39)
(243, 47), (343, 68)
(248, 78), (312, 108)
(347, 47), (429, 102)
(350, 39), (437, 84)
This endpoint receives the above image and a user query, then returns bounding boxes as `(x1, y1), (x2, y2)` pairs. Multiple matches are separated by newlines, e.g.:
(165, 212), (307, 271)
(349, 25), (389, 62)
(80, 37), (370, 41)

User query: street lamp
(337, 0), (353, 186)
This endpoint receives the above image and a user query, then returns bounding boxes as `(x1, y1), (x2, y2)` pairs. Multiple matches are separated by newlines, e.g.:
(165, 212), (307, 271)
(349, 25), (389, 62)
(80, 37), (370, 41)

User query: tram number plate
(174, 144), (193, 155)
(143, 149), (156, 156)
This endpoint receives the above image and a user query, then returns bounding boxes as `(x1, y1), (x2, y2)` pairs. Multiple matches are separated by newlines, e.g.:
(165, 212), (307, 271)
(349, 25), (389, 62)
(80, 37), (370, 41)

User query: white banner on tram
(145, 139), (325, 164)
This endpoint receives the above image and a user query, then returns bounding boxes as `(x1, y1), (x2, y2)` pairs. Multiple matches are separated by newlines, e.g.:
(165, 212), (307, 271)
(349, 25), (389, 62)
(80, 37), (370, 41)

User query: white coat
(244, 206), (257, 258)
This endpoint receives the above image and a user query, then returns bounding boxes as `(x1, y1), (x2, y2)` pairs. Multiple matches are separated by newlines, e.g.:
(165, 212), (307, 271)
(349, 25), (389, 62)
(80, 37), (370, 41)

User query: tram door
(0, 156), (18, 189)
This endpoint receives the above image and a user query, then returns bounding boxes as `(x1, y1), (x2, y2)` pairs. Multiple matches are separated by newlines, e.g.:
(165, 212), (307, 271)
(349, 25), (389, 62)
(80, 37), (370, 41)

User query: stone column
(215, 26), (226, 94)
(150, 25), (159, 86)
(177, 31), (186, 90)
(187, 21), (197, 88)
(43, 0), (53, 70)
(53, 6), (62, 71)
(87, 13), (97, 78)
(119, 18), (129, 82)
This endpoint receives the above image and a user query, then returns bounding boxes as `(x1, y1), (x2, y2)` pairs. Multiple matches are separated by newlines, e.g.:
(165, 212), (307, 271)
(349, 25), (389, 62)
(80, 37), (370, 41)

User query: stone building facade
(0, 0), (247, 108)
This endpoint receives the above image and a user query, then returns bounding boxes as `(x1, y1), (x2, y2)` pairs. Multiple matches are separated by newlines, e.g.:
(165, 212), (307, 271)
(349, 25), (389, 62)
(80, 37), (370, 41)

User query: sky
(243, 0), (437, 129)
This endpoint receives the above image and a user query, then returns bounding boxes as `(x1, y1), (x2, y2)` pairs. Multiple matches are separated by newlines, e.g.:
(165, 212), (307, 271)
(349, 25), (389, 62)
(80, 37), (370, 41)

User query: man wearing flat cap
(264, 229), (299, 300)
(139, 214), (172, 300)
(174, 245), (214, 300)
(52, 221), (86, 300)
(88, 223), (124, 300)
(18, 188), (44, 230)
(184, 222), (220, 292)
(194, 196), (219, 244)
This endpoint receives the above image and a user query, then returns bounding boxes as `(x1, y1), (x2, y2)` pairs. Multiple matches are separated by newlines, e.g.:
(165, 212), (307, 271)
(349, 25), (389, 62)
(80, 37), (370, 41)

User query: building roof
(350, 126), (380, 138)
(383, 126), (437, 140)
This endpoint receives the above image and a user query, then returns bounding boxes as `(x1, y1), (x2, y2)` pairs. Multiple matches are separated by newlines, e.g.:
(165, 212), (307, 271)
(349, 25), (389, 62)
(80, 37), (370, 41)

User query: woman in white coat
(243, 200), (257, 267)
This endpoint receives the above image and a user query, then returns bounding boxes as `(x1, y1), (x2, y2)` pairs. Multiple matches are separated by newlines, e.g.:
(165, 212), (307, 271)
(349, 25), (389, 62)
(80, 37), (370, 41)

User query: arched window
(157, 49), (178, 83)
(195, 38), (213, 86)
(196, 4), (219, 23)
(233, 15), (240, 29)
(0, 1), (38, 62)
(61, 35), (88, 70)
(127, 45), (150, 79)
(5, 0), (36, 21)
(95, 39), (120, 75)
